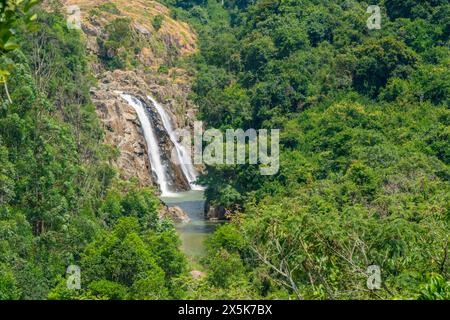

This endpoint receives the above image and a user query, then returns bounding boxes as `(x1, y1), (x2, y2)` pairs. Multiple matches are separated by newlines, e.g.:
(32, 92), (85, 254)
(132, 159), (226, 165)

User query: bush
(152, 15), (164, 31)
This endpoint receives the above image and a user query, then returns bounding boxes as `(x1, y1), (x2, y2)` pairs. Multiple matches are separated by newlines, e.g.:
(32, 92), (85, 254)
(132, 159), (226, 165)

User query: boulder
(134, 23), (151, 35)
(160, 205), (191, 224)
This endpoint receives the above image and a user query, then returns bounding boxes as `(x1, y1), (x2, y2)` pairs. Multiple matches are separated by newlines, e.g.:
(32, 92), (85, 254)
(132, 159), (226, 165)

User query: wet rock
(205, 203), (227, 220)
(91, 87), (154, 188)
(143, 97), (190, 192)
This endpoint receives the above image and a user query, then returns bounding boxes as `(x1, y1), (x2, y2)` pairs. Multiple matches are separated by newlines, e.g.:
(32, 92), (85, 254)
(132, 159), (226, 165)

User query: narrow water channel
(161, 190), (222, 257)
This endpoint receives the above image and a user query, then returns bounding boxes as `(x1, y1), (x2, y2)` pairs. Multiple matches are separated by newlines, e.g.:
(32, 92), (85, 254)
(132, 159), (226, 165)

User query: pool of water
(161, 191), (222, 257)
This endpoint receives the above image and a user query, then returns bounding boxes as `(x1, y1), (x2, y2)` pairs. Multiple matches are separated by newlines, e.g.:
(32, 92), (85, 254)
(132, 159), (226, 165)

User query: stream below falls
(161, 190), (223, 257)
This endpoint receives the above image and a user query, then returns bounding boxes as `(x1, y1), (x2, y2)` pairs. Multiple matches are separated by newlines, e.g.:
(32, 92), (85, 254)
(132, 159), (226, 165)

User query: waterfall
(120, 94), (172, 196)
(147, 96), (204, 191)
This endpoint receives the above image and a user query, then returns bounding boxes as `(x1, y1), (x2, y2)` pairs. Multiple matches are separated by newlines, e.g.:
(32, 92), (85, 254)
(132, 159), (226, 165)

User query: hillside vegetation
(163, 0), (450, 299)
(62, 0), (197, 72)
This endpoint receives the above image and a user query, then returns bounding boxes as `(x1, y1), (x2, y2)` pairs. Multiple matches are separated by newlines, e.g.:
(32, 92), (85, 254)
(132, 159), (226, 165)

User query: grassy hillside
(63, 0), (197, 72)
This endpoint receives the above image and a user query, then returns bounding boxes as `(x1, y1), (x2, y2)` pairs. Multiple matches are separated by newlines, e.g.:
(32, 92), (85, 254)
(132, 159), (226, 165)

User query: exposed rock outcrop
(64, 0), (197, 72)
(91, 70), (193, 192)
(144, 97), (190, 192)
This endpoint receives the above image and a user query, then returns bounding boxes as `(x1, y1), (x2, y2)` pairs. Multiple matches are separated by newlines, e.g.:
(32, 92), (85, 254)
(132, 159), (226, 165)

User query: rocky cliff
(92, 84), (153, 187)
(60, 0), (199, 189)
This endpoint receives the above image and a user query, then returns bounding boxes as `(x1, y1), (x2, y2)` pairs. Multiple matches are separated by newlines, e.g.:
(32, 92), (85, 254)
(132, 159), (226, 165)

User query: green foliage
(206, 248), (245, 288)
(99, 17), (135, 70)
(418, 274), (450, 300)
(0, 0), (40, 53)
(158, 64), (169, 74)
(168, 0), (207, 9)
(80, 217), (168, 298)
(88, 280), (128, 300)
(0, 264), (21, 299)
(152, 14), (164, 31)
(384, 0), (448, 20)
(353, 37), (418, 97)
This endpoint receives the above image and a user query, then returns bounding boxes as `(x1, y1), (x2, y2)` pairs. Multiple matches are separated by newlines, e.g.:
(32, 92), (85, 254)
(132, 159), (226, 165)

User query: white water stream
(121, 94), (173, 196)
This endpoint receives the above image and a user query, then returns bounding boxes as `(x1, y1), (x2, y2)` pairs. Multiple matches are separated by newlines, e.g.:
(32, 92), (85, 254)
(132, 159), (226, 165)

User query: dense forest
(162, 0), (450, 299)
(0, 0), (449, 300)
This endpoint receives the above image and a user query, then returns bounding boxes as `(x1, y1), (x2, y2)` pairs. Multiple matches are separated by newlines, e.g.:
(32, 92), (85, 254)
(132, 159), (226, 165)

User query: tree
(0, 0), (40, 102)
(80, 217), (170, 299)
(385, 0), (448, 20)
(353, 37), (417, 97)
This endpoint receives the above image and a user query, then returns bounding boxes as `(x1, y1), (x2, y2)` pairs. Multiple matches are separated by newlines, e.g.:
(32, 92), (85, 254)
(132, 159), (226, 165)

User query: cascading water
(120, 94), (172, 196)
(147, 96), (204, 191)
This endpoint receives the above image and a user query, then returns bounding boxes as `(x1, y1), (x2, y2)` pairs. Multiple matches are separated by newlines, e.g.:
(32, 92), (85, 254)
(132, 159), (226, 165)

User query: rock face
(159, 205), (190, 224)
(91, 70), (194, 193)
